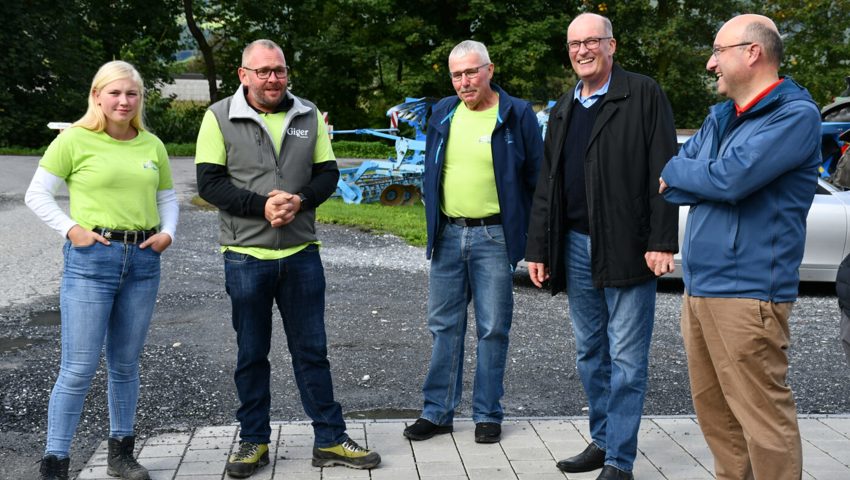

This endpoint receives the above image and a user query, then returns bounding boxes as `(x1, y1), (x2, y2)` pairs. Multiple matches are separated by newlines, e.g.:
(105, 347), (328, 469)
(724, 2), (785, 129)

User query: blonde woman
(25, 60), (178, 480)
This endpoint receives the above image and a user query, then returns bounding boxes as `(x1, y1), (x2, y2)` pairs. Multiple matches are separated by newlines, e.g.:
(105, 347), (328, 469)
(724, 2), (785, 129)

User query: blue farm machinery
(332, 98), (434, 205)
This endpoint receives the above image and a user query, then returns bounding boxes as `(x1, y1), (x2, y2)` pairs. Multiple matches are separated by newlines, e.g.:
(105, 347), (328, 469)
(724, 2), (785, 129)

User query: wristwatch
(297, 193), (308, 209)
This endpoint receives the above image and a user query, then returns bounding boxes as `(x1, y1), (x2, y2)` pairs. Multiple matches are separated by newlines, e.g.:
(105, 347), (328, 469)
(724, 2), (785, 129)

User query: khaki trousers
(681, 293), (802, 480)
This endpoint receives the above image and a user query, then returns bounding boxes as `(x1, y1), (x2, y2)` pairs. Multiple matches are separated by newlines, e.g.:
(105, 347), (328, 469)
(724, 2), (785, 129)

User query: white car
(671, 178), (850, 282)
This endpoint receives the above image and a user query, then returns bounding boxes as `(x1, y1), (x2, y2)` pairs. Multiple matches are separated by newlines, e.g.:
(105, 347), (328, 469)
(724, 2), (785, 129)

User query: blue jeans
(566, 231), (656, 472)
(421, 222), (513, 425)
(46, 241), (161, 457)
(223, 245), (347, 448)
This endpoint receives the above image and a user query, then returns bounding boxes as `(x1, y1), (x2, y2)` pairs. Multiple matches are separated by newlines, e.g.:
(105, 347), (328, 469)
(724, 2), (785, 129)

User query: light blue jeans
(46, 241), (160, 458)
(566, 231), (656, 473)
(421, 222), (513, 425)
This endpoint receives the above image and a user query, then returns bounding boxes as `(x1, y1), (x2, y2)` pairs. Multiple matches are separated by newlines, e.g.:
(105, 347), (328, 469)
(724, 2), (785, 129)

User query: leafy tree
(753, 0), (850, 108)
(0, 0), (182, 147)
(0, 0), (96, 147)
(5, 0), (848, 148)
(183, 0), (219, 102)
(578, 0), (738, 128)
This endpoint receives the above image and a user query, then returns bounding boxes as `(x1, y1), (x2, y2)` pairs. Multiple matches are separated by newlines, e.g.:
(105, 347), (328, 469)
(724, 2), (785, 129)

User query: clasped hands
(264, 189), (302, 227)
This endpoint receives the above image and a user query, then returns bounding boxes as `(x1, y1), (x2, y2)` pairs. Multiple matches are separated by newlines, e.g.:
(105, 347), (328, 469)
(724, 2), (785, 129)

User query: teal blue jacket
(662, 77), (821, 302)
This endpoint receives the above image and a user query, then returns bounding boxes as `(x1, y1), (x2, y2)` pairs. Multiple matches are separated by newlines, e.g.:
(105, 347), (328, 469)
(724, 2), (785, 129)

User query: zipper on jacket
(434, 139), (443, 164)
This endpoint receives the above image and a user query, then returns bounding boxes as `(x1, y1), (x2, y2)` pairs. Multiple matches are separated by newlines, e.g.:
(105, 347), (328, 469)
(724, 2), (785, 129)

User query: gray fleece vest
(209, 88), (320, 249)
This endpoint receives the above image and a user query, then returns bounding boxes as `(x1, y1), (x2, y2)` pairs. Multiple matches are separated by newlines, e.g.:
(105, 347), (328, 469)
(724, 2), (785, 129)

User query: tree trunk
(182, 0), (217, 103)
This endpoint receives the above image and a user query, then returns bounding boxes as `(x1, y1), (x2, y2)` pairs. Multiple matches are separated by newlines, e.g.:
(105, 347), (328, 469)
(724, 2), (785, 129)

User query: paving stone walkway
(76, 415), (850, 480)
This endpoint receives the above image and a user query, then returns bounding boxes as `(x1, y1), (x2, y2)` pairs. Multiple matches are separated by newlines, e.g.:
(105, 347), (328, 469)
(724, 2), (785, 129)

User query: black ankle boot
(40, 455), (69, 480)
(107, 436), (150, 480)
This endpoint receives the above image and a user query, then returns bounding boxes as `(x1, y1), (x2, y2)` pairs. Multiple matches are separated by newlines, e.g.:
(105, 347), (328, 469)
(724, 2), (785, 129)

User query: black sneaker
(225, 442), (269, 478)
(39, 455), (69, 480)
(403, 418), (453, 441)
(474, 422), (501, 443)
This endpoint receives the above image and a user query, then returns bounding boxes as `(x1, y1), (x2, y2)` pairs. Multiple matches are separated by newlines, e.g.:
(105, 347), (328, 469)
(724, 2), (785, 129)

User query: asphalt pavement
(1, 155), (848, 479)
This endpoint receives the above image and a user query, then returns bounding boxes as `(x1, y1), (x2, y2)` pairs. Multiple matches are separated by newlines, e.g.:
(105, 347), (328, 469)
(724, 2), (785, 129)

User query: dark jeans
(224, 245), (346, 447)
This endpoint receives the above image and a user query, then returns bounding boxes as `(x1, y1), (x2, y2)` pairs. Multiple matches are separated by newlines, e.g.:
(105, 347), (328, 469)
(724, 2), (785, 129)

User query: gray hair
(242, 39), (284, 66)
(449, 40), (491, 64)
(744, 22), (783, 67)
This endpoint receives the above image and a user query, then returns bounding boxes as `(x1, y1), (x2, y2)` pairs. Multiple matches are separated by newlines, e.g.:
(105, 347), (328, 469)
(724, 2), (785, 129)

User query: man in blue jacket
(403, 40), (542, 444)
(660, 14), (821, 480)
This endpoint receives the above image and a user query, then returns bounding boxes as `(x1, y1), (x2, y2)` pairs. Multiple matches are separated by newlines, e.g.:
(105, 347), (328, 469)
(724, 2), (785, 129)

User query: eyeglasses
(449, 63), (490, 82)
(711, 42), (753, 57)
(567, 37), (612, 52)
(242, 66), (290, 80)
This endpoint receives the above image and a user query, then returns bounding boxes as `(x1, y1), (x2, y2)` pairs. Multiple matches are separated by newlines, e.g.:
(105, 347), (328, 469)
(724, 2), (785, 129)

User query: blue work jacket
(423, 84), (543, 267)
(662, 77), (821, 302)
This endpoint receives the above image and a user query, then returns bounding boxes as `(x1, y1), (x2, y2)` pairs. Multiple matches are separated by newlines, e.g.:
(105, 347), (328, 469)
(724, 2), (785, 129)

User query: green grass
(0, 146), (46, 155)
(331, 140), (394, 159)
(316, 198), (426, 246)
(191, 195), (427, 246)
(164, 143), (196, 157)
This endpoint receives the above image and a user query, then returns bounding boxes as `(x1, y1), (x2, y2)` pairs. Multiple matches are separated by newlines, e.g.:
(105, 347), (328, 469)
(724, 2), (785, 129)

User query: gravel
(1, 199), (848, 478)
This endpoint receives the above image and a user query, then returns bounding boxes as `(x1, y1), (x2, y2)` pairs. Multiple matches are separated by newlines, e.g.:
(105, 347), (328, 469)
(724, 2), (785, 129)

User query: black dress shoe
(556, 442), (606, 472)
(474, 422), (501, 443)
(403, 418), (453, 441)
(596, 465), (634, 480)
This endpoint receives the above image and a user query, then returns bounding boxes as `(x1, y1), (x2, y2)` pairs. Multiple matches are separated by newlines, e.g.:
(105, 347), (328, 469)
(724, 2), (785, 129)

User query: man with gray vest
(195, 39), (380, 478)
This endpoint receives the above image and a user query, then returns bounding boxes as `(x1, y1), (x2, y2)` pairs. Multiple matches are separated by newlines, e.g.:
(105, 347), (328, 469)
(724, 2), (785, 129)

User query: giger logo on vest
(287, 128), (309, 139)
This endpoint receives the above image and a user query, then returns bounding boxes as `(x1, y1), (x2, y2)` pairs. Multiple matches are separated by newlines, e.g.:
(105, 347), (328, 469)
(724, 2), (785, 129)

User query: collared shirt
(735, 78), (785, 116)
(573, 73), (613, 108)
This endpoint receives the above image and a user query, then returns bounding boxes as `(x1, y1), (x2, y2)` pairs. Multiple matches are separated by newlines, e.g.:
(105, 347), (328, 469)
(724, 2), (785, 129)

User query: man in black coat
(525, 13), (678, 480)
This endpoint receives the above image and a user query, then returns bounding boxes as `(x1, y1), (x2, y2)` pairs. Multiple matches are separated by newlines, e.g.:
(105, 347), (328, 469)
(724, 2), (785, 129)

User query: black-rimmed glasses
(242, 66), (290, 80)
(567, 37), (612, 52)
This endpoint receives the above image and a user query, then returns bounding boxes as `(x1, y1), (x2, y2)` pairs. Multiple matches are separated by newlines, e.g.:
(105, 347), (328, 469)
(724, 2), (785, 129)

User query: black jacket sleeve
(196, 163), (267, 217)
(196, 161), (340, 215)
(837, 254), (850, 318)
(299, 161), (340, 210)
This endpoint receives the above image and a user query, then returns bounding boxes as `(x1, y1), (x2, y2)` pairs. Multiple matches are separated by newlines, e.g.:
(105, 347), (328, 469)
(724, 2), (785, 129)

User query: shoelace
(341, 438), (368, 453)
(234, 442), (259, 460)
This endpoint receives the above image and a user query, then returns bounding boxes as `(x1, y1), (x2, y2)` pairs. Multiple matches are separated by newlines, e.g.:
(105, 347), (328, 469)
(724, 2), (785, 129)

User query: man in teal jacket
(660, 15), (821, 480)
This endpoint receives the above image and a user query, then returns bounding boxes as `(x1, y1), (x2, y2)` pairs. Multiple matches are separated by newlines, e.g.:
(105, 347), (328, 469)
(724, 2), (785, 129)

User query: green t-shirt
(441, 102), (500, 218)
(195, 108), (335, 260)
(39, 127), (173, 231)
